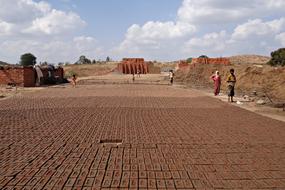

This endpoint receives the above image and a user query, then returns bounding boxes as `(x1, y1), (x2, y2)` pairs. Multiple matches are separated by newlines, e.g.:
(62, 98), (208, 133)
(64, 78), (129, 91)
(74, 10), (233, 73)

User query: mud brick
(61, 187), (72, 190)
(171, 171), (181, 179)
(129, 178), (138, 188)
(82, 187), (91, 190)
(123, 164), (130, 171)
(104, 171), (113, 179)
(139, 171), (147, 179)
(35, 168), (48, 176)
(147, 179), (156, 189)
(161, 164), (169, 171)
(6, 176), (24, 186)
(65, 178), (76, 187)
(74, 175), (87, 187)
(165, 179), (175, 188)
(22, 186), (33, 190)
(88, 170), (97, 178)
(26, 176), (41, 186)
(70, 170), (80, 178)
(92, 177), (103, 187)
(138, 163), (146, 170)
(179, 171), (189, 179)
(138, 179), (147, 188)
(95, 170), (105, 179)
(27, 169), (39, 177)
(113, 171), (122, 179)
(155, 171), (164, 179)
(130, 171), (138, 179)
(45, 177), (58, 187)
(101, 178), (112, 188)
(120, 178), (129, 188)
(148, 171), (155, 179)
(122, 171), (130, 178)
(53, 177), (68, 189)
(35, 176), (52, 189)
(145, 164), (154, 171)
(181, 178), (194, 188)
(131, 164), (138, 171)
(156, 179), (166, 189)
(163, 171), (172, 179)
(111, 178), (120, 188)
(153, 164), (161, 171)
(192, 179), (212, 188)
(61, 170), (72, 178)
(174, 179), (186, 189)
(83, 178), (94, 187)
(114, 164), (122, 170)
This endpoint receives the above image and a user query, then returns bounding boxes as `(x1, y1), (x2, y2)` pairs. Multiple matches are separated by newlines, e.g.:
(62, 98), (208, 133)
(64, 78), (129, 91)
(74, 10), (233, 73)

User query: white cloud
(184, 31), (228, 56)
(0, 36), (102, 63)
(0, 0), (100, 63)
(232, 18), (285, 40)
(24, 9), (85, 35)
(115, 20), (196, 59)
(0, 20), (13, 36)
(177, 0), (285, 24)
(0, 0), (51, 23)
(115, 0), (285, 60)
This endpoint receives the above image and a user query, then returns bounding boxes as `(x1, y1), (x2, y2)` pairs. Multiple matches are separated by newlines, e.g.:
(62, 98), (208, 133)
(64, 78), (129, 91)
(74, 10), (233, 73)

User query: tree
(106, 56), (111, 62)
(76, 55), (91, 64)
(92, 59), (96, 64)
(186, 57), (192, 63)
(267, 48), (285, 67)
(20, 53), (36, 66)
(199, 55), (208, 58)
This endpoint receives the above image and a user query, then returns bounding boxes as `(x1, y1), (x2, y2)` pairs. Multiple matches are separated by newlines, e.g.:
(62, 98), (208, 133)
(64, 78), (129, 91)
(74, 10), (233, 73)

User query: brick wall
(0, 66), (64, 87)
(23, 67), (35, 87)
(178, 58), (230, 70)
(0, 67), (25, 86)
(0, 66), (35, 87)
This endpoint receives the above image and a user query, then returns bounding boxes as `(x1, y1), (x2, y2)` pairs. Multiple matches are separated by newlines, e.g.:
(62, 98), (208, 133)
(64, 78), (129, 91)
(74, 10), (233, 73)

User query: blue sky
(0, 0), (285, 63)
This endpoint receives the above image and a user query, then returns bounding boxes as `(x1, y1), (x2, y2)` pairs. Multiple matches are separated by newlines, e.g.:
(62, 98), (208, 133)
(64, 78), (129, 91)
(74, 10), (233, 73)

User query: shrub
(268, 48), (285, 67)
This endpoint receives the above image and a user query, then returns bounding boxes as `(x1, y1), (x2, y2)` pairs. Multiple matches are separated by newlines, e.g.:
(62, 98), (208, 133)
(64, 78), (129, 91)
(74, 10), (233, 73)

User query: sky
(0, 0), (285, 64)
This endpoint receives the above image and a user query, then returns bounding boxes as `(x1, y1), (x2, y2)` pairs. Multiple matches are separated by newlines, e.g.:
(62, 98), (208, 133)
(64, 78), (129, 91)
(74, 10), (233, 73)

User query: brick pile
(0, 66), (64, 87)
(0, 66), (35, 87)
(117, 58), (149, 74)
(178, 58), (230, 70)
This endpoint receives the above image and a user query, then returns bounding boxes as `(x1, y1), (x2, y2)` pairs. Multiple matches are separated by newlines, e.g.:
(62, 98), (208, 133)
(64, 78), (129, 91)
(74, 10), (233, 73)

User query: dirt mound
(176, 64), (285, 101)
(229, 55), (270, 65)
(63, 63), (117, 78)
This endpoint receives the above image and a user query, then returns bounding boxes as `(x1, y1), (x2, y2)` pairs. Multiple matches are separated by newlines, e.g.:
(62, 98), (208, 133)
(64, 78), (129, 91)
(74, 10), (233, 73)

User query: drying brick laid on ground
(0, 84), (284, 189)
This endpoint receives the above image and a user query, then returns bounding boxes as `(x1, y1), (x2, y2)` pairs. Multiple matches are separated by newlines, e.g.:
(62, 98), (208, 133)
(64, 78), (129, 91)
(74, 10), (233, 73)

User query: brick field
(0, 84), (284, 189)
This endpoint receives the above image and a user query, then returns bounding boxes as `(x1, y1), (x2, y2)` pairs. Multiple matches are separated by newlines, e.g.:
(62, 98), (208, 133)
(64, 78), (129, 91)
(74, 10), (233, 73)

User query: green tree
(20, 53), (36, 66)
(186, 57), (192, 63)
(267, 48), (285, 67)
(106, 56), (111, 62)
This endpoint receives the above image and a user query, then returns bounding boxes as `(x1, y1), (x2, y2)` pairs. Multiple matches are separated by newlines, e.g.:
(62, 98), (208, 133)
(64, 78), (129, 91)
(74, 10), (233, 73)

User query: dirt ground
(63, 63), (118, 78)
(175, 64), (285, 102)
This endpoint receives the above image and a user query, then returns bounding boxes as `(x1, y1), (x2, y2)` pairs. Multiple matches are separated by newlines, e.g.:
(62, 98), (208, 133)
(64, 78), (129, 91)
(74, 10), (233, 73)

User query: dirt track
(0, 83), (284, 189)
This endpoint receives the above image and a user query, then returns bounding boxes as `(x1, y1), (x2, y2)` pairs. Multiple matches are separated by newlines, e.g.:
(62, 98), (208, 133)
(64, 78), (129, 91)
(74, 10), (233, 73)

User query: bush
(186, 58), (192, 63)
(268, 48), (285, 67)
(65, 70), (78, 78)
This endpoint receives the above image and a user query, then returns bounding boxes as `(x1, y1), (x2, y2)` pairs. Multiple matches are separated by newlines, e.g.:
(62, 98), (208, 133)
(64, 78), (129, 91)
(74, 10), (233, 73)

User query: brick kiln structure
(117, 58), (149, 74)
(0, 66), (64, 87)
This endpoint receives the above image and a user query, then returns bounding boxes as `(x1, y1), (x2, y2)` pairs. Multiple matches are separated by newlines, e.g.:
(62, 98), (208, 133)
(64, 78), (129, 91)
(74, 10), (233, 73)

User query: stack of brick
(117, 58), (149, 74)
(0, 66), (64, 87)
(0, 66), (35, 87)
(192, 58), (230, 65)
